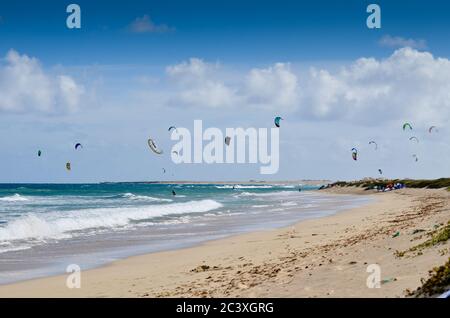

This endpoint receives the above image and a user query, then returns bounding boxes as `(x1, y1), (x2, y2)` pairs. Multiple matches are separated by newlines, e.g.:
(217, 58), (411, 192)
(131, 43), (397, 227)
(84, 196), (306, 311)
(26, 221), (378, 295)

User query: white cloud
(166, 58), (213, 79)
(165, 59), (299, 110)
(298, 47), (450, 125)
(163, 48), (450, 126)
(58, 75), (84, 112)
(166, 58), (237, 108)
(379, 35), (427, 50)
(245, 63), (299, 111)
(0, 50), (84, 113)
(128, 15), (173, 33)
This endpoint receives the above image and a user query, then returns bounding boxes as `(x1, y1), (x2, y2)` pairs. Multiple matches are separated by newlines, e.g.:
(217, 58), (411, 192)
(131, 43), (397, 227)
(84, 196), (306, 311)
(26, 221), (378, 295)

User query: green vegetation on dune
(402, 221), (450, 297)
(400, 178), (450, 189)
(408, 258), (450, 297)
(328, 178), (450, 191)
(396, 222), (450, 257)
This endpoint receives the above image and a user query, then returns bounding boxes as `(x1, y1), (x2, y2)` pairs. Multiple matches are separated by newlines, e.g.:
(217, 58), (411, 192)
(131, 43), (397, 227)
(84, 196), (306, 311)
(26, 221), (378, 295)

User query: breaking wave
(0, 194), (29, 202)
(0, 199), (222, 242)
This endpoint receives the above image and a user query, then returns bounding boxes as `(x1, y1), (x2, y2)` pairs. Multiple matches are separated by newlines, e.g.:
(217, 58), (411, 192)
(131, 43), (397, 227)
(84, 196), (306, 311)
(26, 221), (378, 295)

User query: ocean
(0, 183), (369, 284)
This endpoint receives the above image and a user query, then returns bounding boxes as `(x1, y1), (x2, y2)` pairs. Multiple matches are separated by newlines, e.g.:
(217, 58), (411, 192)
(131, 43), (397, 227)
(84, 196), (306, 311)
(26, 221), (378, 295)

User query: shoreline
(0, 187), (448, 297)
(0, 190), (367, 285)
(0, 189), (362, 286)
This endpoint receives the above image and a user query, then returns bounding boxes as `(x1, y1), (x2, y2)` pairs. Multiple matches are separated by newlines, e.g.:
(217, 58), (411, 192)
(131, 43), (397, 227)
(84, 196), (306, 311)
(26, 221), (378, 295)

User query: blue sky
(2, 0), (450, 65)
(1, 0), (449, 182)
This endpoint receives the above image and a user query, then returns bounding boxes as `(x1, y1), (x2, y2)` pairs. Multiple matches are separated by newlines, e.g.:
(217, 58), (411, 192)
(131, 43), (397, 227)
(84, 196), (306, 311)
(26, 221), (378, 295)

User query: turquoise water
(0, 183), (368, 284)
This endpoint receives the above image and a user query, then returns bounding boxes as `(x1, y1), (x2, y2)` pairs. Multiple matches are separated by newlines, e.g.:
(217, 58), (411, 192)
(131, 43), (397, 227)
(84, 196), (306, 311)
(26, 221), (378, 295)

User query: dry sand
(0, 187), (448, 298)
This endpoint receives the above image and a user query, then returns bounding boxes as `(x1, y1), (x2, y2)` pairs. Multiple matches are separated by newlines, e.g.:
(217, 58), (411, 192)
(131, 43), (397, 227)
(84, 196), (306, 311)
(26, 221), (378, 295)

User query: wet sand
(0, 187), (448, 297)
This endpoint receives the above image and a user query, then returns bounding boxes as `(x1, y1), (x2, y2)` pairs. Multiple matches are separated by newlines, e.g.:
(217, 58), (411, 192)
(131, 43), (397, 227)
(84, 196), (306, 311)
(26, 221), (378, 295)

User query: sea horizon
(0, 180), (332, 185)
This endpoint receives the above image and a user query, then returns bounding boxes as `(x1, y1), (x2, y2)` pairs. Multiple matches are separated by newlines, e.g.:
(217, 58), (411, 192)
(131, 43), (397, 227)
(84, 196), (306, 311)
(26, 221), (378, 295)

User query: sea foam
(0, 194), (29, 202)
(0, 199), (222, 242)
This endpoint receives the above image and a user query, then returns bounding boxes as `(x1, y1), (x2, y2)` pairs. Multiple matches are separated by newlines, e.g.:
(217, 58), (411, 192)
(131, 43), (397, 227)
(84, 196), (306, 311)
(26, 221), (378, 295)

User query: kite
(409, 136), (419, 143)
(403, 122), (413, 131)
(369, 141), (378, 150)
(75, 143), (83, 150)
(225, 136), (231, 146)
(412, 154), (418, 162)
(162, 168), (166, 174)
(274, 116), (283, 128)
(147, 138), (163, 155)
(428, 126), (438, 133)
(66, 162), (71, 171)
(378, 169), (383, 175)
(37, 150), (42, 157)
(351, 148), (358, 161)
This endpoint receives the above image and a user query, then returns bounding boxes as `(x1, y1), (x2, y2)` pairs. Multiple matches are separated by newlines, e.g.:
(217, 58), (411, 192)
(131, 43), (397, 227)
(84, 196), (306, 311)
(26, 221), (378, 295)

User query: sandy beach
(0, 187), (448, 298)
